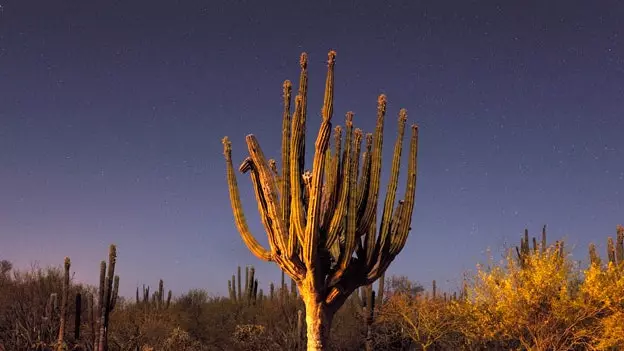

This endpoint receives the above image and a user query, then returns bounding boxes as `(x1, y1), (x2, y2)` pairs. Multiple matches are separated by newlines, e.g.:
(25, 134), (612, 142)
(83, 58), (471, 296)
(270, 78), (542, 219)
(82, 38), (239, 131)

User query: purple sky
(1, 0), (623, 299)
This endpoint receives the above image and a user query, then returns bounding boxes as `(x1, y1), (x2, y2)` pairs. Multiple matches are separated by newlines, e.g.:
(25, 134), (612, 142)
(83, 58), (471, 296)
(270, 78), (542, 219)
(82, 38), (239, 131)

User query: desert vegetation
(2, 51), (622, 351)
(1, 225), (623, 350)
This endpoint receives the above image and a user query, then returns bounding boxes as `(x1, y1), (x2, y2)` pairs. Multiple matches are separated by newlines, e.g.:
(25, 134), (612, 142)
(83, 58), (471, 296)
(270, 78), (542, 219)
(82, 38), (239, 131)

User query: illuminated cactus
(222, 50), (419, 350)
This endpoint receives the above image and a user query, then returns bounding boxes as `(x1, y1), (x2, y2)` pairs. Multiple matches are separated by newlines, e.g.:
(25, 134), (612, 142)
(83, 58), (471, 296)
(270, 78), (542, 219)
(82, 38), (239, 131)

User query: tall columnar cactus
(222, 50), (419, 350)
(616, 224), (624, 265)
(588, 243), (602, 266)
(158, 279), (164, 308)
(57, 257), (70, 351)
(228, 265), (262, 304)
(602, 224), (624, 266)
(516, 225), (555, 268)
(97, 244), (119, 351)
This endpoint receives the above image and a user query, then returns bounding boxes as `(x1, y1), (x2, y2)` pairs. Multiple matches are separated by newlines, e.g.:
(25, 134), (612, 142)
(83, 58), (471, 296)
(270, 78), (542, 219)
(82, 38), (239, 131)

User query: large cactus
(222, 50), (419, 350)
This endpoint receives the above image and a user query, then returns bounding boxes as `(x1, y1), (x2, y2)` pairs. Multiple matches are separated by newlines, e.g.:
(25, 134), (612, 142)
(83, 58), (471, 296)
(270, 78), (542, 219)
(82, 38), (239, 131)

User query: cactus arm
(376, 109), (407, 254)
(370, 124), (418, 279)
(110, 275), (119, 311)
(245, 135), (289, 254)
(303, 51), (336, 267)
(243, 152), (306, 277)
(289, 54), (309, 247)
(269, 159), (280, 197)
(357, 134), (373, 217)
(321, 126), (343, 230)
(222, 137), (272, 261)
(331, 128), (362, 283)
(280, 80), (296, 258)
(326, 112), (354, 250)
(290, 96), (307, 246)
(364, 211), (378, 268)
(357, 95), (387, 234)
(296, 53), (308, 185)
(389, 124), (418, 255)
(242, 158), (282, 255)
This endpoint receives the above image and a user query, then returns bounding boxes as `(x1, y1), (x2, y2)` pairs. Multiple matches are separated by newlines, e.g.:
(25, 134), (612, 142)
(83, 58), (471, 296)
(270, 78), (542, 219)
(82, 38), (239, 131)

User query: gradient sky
(1, 0), (623, 299)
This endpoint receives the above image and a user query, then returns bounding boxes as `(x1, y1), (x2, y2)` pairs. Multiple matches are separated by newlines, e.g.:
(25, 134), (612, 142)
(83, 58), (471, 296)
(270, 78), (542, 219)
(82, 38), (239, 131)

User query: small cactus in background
(589, 224), (624, 267)
(137, 279), (172, 310)
(515, 225), (559, 269)
(56, 257), (70, 351)
(616, 224), (624, 264)
(96, 244), (119, 351)
(589, 243), (602, 266)
(228, 265), (262, 304)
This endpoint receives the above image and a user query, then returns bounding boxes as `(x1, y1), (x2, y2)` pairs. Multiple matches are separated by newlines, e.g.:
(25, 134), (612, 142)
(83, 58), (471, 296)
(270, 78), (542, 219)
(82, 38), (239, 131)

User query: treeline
(0, 224), (622, 350)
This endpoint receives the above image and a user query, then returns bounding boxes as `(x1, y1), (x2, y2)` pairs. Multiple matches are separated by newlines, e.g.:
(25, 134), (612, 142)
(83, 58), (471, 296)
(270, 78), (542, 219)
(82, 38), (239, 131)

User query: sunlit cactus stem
(222, 50), (419, 350)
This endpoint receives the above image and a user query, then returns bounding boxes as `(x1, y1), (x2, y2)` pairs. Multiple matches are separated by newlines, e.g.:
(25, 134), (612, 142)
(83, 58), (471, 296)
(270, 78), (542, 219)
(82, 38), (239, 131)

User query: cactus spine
(223, 50), (419, 350)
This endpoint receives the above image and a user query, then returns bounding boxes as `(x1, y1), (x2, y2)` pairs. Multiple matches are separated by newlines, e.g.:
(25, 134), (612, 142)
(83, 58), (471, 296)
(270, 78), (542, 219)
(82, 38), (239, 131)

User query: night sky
(1, 0), (623, 299)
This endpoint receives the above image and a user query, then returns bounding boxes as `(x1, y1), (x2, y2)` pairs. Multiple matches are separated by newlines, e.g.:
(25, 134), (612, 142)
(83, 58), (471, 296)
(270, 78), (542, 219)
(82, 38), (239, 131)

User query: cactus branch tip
(378, 94), (387, 105)
(299, 52), (308, 68)
(346, 111), (354, 125)
(283, 80), (292, 89)
(239, 157), (253, 173)
(327, 50), (337, 64)
(399, 108), (408, 121)
(222, 136), (232, 154)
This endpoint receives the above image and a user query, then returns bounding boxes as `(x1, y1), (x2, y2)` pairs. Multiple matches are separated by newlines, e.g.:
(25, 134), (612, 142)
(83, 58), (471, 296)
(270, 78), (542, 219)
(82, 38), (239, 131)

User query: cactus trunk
(302, 288), (333, 351)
